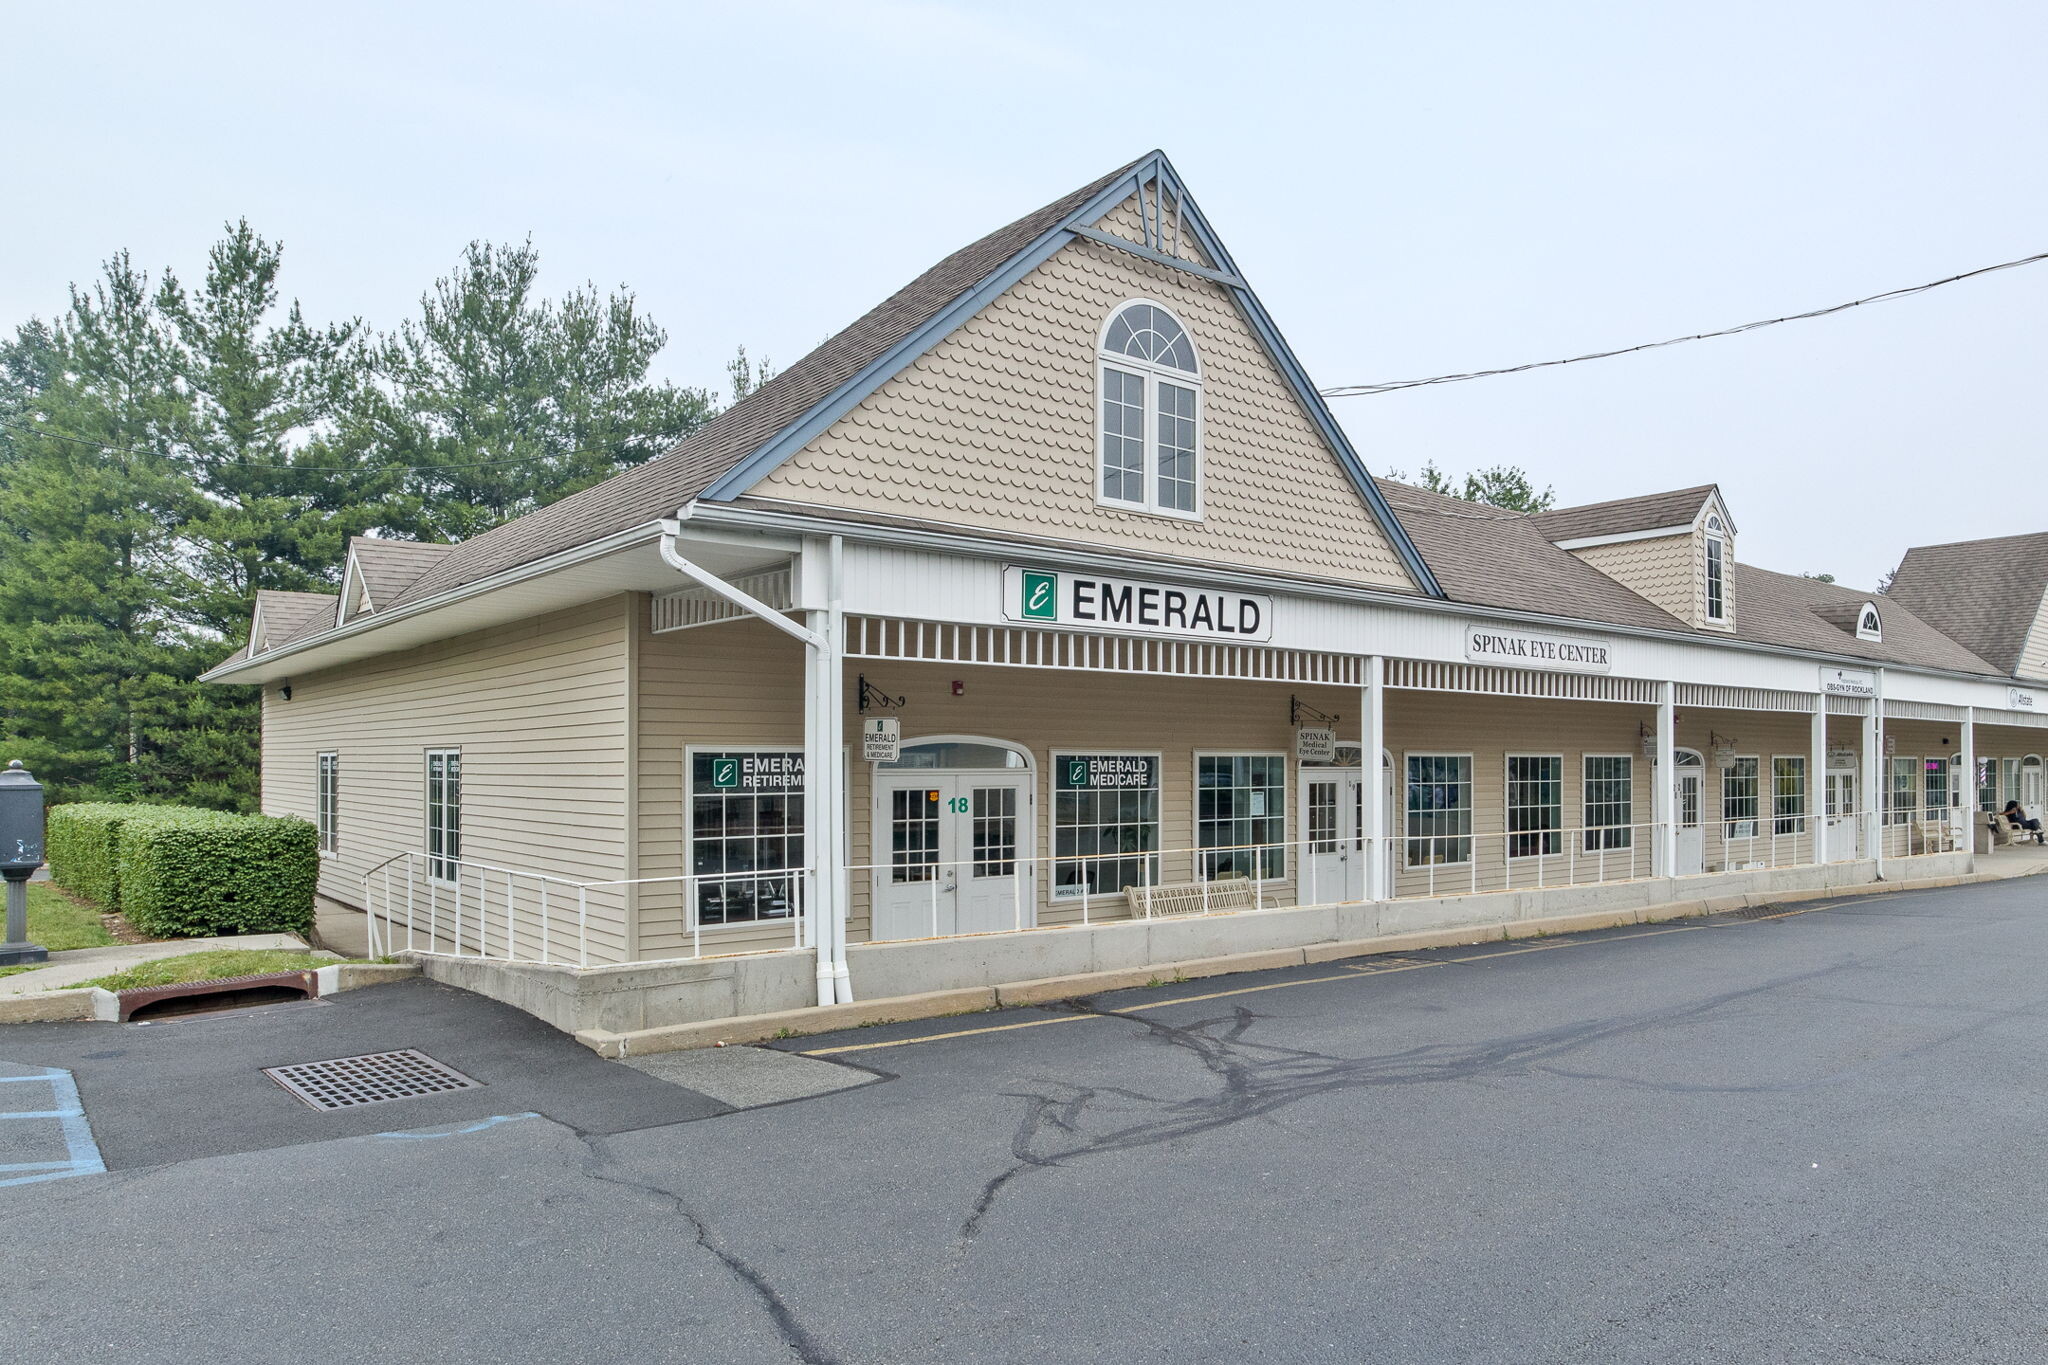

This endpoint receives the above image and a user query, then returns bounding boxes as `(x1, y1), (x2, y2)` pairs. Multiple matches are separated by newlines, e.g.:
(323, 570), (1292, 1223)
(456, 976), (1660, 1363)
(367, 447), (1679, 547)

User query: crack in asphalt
(569, 1130), (840, 1365)
(954, 958), (1870, 1247)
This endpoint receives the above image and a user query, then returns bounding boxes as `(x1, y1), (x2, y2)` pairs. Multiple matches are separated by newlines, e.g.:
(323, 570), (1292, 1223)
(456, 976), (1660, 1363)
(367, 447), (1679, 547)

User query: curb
(0, 960), (420, 1024)
(572, 864), (2037, 1059)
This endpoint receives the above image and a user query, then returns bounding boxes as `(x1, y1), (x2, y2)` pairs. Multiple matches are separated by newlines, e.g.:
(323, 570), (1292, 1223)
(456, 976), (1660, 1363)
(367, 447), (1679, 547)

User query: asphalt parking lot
(4, 877), (2048, 1364)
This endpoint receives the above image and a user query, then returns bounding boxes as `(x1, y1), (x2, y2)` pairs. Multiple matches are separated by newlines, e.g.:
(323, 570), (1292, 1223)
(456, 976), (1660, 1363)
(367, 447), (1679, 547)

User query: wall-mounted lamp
(950, 680), (965, 697)
(280, 683), (293, 702)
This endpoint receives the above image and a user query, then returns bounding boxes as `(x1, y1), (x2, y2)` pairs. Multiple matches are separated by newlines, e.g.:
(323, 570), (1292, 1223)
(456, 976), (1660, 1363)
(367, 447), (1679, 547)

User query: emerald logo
(1022, 571), (1058, 621)
(710, 758), (741, 790)
(1066, 758), (1088, 787)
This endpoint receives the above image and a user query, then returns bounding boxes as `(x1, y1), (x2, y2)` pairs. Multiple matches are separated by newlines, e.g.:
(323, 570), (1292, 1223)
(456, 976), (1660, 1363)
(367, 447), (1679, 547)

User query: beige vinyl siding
(261, 598), (634, 963)
(748, 222), (1417, 590)
(1571, 535), (1696, 624)
(2013, 588), (2048, 680)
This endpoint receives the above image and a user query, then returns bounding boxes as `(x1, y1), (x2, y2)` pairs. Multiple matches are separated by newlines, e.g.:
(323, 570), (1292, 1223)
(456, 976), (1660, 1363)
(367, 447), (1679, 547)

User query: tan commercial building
(206, 151), (2048, 1038)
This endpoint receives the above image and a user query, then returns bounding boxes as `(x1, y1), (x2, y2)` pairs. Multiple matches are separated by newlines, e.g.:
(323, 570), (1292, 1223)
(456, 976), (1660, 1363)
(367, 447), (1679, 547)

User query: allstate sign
(1004, 566), (1274, 643)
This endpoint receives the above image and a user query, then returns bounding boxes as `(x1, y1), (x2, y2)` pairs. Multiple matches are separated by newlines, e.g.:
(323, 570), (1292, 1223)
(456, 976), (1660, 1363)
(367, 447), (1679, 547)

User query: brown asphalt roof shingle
(1883, 532), (2048, 676)
(1732, 565), (1997, 673)
(349, 537), (456, 611)
(377, 156), (1147, 614)
(252, 589), (340, 652)
(1529, 485), (1719, 543)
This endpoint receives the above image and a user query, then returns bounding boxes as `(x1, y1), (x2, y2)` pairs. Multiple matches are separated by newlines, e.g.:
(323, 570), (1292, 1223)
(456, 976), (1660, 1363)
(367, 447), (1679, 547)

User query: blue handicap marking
(0, 1064), (106, 1189)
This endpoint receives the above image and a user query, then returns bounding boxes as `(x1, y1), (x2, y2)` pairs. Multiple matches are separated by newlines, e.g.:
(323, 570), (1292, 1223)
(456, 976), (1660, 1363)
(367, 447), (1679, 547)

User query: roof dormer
(1530, 485), (1736, 632)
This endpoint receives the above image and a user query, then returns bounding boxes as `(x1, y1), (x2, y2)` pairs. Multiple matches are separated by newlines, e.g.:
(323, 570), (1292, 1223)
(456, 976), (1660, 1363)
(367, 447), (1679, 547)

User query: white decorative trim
(1550, 525), (1695, 551)
(845, 616), (1360, 684)
(652, 567), (793, 633)
(1674, 683), (1818, 714)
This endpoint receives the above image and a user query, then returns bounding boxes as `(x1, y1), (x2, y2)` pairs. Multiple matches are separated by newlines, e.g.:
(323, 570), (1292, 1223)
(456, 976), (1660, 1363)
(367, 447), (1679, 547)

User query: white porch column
(1867, 670), (1886, 874)
(1959, 706), (1976, 856)
(824, 536), (851, 1003)
(1810, 700), (1828, 865)
(1656, 682), (1676, 876)
(803, 603), (832, 1005)
(1360, 655), (1385, 901)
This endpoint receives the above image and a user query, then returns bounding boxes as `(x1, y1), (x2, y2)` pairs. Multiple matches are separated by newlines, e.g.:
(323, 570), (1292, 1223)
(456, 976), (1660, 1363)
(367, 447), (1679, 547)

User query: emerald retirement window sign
(1005, 566), (1273, 643)
(690, 750), (804, 926)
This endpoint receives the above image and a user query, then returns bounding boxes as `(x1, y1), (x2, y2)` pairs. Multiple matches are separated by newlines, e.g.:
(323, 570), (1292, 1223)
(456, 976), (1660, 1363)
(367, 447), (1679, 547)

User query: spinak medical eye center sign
(1464, 624), (1612, 673)
(1004, 566), (1273, 643)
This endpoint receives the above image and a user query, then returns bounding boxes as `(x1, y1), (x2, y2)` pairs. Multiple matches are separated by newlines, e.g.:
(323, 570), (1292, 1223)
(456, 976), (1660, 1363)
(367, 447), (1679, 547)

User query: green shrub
(118, 811), (319, 939)
(46, 803), (214, 910)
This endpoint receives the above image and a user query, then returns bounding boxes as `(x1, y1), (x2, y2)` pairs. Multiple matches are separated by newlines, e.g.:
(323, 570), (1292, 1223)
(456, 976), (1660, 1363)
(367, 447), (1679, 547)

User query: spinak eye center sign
(1004, 567), (1273, 643)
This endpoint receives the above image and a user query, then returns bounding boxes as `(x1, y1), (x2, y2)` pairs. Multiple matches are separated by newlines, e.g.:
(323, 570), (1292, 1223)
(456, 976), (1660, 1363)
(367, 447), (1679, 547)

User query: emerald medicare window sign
(1005, 566), (1273, 643)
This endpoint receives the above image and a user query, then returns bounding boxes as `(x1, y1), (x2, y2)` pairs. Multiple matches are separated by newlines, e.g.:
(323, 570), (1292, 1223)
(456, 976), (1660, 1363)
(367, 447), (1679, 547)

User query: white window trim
(1581, 752), (1637, 851)
(1049, 748), (1164, 900)
(1771, 754), (1809, 835)
(1095, 299), (1204, 523)
(316, 751), (339, 859)
(685, 743), (823, 932)
(1402, 751), (1475, 869)
(1703, 531), (1730, 623)
(1503, 752), (1564, 860)
(1193, 750), (1288, 884)
(1721, 754), (1761, 840)
(1856, 603), (1882, 642)
(424, 748), (461, 886)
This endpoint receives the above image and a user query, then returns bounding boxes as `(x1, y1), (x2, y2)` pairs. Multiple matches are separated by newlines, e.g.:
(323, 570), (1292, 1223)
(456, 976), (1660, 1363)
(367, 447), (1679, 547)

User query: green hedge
(48, 803), (318, 938)
(47, 803), (215, 911)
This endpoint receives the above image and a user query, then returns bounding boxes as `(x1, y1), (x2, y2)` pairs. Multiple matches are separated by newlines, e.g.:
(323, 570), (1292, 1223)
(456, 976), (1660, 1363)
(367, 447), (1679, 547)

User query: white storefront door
(1825, 767), (1859, 858)
(1674, 767), (1704, 875)
(1301, 768), (1366, 903)
(872, 772), (1035, 940)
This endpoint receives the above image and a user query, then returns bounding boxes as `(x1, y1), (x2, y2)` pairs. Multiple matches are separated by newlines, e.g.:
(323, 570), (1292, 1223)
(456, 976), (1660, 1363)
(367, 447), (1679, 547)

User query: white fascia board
(1550, 525), (1695, 551)
(200, 521), (671, 683)
(686, 501), (2016, 690)
(338, 550), (373, 622)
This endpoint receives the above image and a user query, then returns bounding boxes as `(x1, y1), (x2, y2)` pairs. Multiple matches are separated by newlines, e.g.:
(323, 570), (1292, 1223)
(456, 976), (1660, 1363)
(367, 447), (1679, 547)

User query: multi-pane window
(425, 749), (461, 882)
(1922, 758), (1949, 816)
(1197, 754), (1285, 880)
(1704, 535), (1727, 620)
(1889, 756), (1918, 825)
(1979, 758), (1999, 812)
(1773, 756), (1807, 835)
(1053, 754), (1159, 897)
(971, 787), (1019, 878)
(1506, 755), (1562, 857)
(889, 787), (939, 884)
(316, 752), (339, 856)
(1405, 755), (1472, 866)
(1722, 757), (1759, 839)
(1097, 302), (1201, 518)
(691, 751), (805, 925)
(1583, 755), (1634, 850)
(2003, 757), (2022, 810)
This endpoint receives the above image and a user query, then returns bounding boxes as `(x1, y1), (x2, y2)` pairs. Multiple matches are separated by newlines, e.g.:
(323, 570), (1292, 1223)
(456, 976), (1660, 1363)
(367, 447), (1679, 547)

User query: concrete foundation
(408, 851), (1976, 1039)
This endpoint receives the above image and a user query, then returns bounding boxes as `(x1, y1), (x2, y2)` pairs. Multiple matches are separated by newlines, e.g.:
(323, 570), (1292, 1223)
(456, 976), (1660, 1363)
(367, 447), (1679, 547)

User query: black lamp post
(0, 760), (49, 966)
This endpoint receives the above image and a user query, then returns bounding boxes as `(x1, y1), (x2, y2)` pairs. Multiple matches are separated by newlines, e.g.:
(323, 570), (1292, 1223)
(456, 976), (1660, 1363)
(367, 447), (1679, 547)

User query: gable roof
(1885, 531), (2048, 675)
(1529, 485), (1720, 544)
(374, 150), (1439, 616)
(250, 589), (339, 653)
(1733, 565), (1996, 673)
(347, 536), (456, 613)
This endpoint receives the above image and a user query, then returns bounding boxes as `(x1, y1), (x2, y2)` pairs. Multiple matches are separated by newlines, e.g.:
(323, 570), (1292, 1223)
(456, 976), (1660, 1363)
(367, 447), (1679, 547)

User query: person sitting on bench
(2003, 800), (2046, 843)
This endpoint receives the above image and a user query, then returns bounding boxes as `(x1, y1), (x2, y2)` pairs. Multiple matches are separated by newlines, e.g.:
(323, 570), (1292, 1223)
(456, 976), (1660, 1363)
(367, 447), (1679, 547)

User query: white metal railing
(362, 853), (809, 966)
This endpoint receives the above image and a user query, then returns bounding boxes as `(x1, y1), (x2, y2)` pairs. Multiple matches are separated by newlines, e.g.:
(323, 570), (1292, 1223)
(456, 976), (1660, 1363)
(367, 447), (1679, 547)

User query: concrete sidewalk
(0, 934), (319, 998)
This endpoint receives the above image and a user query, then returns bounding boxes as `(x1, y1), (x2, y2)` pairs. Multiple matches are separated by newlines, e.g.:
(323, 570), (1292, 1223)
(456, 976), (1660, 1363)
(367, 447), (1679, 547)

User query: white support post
(1360, 655), (1385, 901)
(1959, 706), (1976, 858)
(825, 535), (852, 1004)
(804, 595), (833, 1008)
(1867, 671), (1886, 874)
(1810, 700), (1828, 865)
(1656, 683), (1677, 877)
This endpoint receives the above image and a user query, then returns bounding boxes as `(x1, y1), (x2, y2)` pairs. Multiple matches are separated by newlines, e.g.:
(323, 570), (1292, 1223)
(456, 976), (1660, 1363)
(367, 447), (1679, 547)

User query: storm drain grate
(263, 1050), (480, 1110)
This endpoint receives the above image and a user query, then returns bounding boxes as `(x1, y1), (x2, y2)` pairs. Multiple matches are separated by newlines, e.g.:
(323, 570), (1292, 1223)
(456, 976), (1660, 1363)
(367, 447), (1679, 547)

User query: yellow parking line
(803, 1013), (1095, 1055)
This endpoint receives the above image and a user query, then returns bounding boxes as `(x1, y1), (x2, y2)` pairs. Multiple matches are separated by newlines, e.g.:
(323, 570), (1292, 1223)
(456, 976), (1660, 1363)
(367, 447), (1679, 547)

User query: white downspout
(1871, 668), (1886, 879)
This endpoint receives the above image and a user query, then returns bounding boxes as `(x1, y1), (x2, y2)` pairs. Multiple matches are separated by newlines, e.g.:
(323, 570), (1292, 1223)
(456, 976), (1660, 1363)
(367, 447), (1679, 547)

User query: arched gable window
(1855, 602), (1882, 641)
(1702, 512), (1730, 623)
(1097, 301), (1202, 518)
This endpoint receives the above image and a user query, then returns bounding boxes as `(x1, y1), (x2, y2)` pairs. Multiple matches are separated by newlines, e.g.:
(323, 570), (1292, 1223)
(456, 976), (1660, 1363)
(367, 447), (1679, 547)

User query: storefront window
(425, 748), (461, 882)
(1053, 754), (1159, 897)
(1506, 755), (1562, 857)
(1923, 757), (1949, 816)
(1773, 756), (1807, 835)
(691, 751), (804, 925)
(1406, 755), (1472, 865)
(1889, 756), (1918, 825)
(1583, 755), (1633, 850)
(1978, 758), (1998, 812)
(1722, 757), (1759, 839)
(1196, 754), (1284, 881)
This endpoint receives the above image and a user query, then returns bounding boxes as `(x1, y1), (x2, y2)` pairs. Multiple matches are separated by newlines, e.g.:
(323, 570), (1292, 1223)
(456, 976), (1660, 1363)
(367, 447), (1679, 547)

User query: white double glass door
(872, 773), (1035, 940)
(1302, 766), (1392, 903)
(1825, 767), (1859, 857)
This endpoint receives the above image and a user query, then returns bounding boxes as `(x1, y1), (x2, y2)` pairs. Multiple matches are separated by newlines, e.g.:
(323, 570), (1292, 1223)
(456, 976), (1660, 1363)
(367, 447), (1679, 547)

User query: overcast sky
(8, 1), (2042, 589)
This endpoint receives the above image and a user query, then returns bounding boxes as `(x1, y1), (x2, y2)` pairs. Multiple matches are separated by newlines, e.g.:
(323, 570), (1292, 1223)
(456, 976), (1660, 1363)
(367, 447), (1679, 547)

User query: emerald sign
(1021, 571), (1058, 620)
(710, 758), (741, 790)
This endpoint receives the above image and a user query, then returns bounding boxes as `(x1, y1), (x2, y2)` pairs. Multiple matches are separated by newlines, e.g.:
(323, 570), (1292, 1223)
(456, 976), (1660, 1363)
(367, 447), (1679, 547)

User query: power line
(1320, 249), (2048, 398)
(0, 415), (662, 475)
